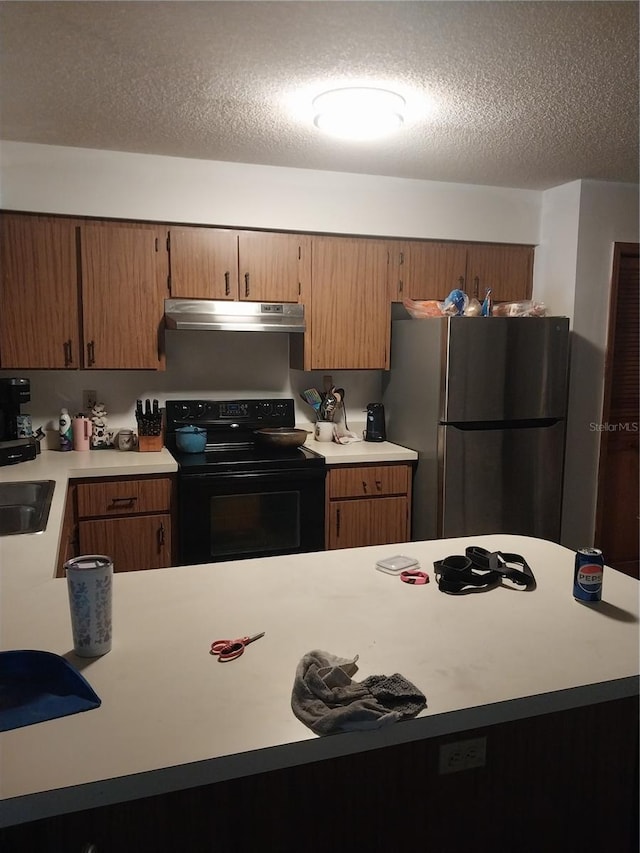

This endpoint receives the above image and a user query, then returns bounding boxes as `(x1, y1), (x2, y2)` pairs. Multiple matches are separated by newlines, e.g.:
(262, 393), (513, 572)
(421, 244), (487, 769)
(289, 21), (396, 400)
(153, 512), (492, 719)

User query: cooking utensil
(175, 425), (206, 453)
(254, 427), (309, 448)
(210, 632), (265, 662)
(301, 388), (322, 409)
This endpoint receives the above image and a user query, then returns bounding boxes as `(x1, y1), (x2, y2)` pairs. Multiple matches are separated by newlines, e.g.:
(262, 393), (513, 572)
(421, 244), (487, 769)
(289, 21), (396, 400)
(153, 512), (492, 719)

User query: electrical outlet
(438, 737), (487, 774)
(83, 389), (97, 412)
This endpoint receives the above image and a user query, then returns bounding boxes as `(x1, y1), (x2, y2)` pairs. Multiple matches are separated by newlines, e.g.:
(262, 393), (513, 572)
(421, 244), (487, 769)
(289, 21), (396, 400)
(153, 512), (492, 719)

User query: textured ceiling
(0, 1), (638, 190)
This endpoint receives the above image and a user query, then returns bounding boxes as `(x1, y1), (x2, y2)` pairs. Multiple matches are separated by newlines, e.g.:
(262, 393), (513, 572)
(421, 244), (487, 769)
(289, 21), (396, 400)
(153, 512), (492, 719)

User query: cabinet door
(81, 222), (168, 369)
(465, 244), (534, 303)
(311, 237), (390, 369)
(78, 513), (172, 572)
(169, 227), (238, 299)
(238, 231), (307, 303)
(327, 497), (409, 550)
(392, 241), (467, 302)
(0, 214), (81, 369)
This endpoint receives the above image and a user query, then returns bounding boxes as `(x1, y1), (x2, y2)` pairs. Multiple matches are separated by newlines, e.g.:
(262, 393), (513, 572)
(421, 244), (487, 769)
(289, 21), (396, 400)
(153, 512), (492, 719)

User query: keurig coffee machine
(0, 378), (37, 466)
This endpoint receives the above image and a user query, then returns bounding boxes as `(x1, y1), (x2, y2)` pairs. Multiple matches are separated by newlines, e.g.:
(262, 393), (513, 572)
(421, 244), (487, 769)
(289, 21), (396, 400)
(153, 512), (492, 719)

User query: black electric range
(165, 398), (326, 564)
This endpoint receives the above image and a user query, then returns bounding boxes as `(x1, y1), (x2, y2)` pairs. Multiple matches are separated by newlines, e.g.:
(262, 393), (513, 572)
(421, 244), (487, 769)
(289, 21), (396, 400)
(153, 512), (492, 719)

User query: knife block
(137, 434), (163, 452)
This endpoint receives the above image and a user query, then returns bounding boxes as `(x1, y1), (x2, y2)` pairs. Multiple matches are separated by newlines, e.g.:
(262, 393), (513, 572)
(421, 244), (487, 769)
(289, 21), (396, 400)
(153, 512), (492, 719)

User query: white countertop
(0, 451), (637, 829)
(300, 421), (418, 464)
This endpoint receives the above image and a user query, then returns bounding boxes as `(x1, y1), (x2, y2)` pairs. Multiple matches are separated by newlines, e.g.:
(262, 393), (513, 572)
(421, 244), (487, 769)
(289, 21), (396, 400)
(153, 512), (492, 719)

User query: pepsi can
(573, 548), (604, 602)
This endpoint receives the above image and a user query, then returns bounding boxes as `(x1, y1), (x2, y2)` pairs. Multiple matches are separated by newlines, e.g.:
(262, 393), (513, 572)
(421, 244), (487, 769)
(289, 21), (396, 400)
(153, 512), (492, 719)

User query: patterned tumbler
(64, 555), (113, 657)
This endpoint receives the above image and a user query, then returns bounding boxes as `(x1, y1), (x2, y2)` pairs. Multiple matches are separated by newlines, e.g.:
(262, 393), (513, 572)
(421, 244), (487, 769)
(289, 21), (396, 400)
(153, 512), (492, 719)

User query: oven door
(178, 468), (326, 565)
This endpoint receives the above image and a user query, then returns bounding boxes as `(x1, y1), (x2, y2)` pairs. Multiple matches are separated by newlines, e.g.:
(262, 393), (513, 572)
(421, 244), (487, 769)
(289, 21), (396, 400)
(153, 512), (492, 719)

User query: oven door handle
(179, 468), (326, 483)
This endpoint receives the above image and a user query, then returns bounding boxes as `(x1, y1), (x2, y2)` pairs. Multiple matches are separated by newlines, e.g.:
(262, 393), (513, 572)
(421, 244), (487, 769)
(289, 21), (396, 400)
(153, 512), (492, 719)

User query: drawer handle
(375, 480), (382, 491)
(362, 481), (367, 493)
(110, 496), (137, 505)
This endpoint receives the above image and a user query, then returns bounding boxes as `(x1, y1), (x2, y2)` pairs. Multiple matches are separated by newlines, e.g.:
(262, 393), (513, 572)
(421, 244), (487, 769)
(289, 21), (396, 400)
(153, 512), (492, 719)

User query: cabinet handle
(375, 480), (382, 491)
(63, 339), (73, 367)
(158, 522), (165, 547)
(224, 271), (230, 296)
(244, 273), (250, 297)
(458, 276), (465, 288)
(362, 481), (368, 493)
(87, 340), (96, 366)
(399, 279), (403, 295)
(110, 496), (137, 505)
(473, 276), (479, 299)
(336, 509), (341, 538)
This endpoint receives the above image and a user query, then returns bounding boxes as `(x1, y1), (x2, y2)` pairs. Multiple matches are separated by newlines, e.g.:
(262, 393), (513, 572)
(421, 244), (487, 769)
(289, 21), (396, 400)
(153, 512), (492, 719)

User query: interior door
(595, 243), (639, 578)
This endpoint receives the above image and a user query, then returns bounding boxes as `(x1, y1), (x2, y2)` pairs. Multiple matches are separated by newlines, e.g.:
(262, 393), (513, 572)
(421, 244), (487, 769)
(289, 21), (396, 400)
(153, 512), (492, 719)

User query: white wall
(0, 141), (541, 243)
(560, 181), (639, 549)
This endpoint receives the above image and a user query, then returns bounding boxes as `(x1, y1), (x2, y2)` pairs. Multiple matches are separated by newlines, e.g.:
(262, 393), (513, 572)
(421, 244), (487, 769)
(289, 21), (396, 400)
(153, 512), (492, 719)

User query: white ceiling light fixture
(313, 87), (406, 141)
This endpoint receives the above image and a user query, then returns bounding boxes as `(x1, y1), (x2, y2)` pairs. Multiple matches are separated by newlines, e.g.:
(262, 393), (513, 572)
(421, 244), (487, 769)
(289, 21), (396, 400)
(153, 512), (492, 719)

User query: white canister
(64, 555), (113, 657)
(314, 421), (334, 442)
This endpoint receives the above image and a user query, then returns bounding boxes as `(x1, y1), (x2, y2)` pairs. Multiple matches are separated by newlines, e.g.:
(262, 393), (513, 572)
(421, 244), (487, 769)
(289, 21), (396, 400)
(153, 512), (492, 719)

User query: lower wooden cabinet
(57, 475), (175, 574)
(325, 463), (412, 550)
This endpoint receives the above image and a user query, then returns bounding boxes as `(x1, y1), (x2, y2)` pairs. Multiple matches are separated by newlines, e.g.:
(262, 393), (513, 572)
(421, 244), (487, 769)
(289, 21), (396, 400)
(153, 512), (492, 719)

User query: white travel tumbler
(64, 555), (113, 657)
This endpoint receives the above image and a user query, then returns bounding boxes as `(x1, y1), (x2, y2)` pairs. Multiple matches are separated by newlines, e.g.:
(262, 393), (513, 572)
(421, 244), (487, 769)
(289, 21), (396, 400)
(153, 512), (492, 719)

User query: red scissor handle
(210, 632), (265, 662)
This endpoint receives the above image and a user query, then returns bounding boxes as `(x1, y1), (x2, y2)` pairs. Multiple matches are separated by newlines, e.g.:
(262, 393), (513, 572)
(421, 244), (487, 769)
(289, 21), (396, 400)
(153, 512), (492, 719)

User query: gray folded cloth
(291, 649), (427, 736)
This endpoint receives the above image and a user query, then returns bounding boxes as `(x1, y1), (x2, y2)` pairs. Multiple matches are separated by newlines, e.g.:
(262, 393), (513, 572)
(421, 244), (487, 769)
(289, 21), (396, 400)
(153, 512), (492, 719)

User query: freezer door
(444, 317), (569, 422)
(439, 421), (565, 540)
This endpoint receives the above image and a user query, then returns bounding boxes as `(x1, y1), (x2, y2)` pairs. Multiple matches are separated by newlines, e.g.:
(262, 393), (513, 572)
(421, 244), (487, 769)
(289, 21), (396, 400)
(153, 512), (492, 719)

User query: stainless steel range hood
(164, 299), (305, 333)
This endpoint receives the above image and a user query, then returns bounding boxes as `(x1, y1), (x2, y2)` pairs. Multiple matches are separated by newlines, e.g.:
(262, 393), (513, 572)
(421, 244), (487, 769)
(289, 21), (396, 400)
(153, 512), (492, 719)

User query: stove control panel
(166, 398), (295, 431)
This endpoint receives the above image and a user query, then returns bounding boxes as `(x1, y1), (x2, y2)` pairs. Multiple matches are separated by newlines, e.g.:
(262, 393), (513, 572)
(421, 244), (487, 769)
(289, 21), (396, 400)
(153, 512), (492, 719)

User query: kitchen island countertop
(0, 469), (638, 833)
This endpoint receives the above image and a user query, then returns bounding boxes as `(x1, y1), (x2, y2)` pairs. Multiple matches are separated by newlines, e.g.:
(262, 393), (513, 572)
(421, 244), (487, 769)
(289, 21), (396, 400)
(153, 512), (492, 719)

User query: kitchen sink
(0, 480), (55, 536)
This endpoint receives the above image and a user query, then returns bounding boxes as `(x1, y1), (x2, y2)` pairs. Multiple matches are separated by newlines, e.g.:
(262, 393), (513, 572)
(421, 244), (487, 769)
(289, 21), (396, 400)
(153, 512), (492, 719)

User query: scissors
(210, 632), (265, 662)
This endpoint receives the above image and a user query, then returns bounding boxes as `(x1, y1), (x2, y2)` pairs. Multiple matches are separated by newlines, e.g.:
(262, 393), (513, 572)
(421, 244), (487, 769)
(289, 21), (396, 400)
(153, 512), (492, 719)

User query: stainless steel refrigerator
(382, 315), (570, 542)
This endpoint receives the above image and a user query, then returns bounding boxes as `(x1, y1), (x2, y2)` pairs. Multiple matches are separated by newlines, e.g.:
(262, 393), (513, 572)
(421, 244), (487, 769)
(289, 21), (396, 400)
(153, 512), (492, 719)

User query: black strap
(434, 546), (536, 594)
(433, 554), (501, 594)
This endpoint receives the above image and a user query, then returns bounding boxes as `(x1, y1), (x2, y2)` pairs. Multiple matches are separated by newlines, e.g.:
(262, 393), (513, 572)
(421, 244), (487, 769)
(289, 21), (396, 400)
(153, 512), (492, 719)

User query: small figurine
(90, 402), (111, 449)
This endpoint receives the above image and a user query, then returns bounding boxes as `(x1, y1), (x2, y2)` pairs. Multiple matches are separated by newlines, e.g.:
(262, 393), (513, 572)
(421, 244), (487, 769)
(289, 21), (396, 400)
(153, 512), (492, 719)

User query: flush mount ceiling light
(312, 87), (406, 141)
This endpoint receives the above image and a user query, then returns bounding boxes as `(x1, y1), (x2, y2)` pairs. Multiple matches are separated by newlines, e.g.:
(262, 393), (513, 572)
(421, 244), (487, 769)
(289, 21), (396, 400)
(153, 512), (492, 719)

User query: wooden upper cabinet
(167, 226), (307, 303)
(81, 222), (168, 370)
(309, 236), (390, 370)
(168, 228), (238, 299)
(238, 231), (308, 303)
(389, 240), (534, 304)
(390, 241), (468, 301)
(465, 244), (534, 303)
(0, 213), (81, 369)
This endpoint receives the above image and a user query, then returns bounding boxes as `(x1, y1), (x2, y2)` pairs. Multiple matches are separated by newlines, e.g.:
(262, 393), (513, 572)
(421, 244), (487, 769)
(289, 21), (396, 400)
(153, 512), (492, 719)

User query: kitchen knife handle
(87, 340), (95, 366)
(244, 273), (250, 297)
(63, 339), (73, 367)
(224, 271), (230, 296)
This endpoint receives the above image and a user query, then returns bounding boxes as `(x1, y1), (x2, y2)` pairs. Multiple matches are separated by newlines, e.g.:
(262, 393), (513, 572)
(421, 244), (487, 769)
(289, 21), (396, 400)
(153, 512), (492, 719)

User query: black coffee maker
(364, 403), (386, 442)
(0, 378), (36, 465)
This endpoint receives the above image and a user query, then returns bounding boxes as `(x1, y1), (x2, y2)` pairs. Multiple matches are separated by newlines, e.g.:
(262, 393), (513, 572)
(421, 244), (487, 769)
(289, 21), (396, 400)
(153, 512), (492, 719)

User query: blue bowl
(175, 426), (207, 453)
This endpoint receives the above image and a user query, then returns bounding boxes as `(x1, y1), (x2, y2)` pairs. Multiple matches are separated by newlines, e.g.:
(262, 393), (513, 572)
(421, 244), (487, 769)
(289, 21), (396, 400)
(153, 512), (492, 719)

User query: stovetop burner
(165, 398), (323, 474)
